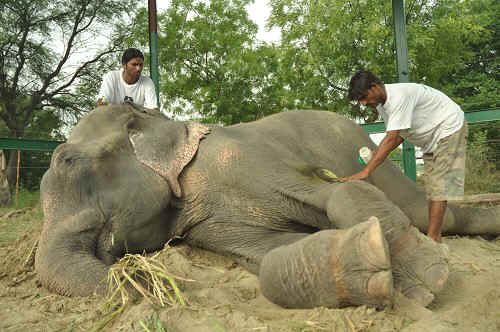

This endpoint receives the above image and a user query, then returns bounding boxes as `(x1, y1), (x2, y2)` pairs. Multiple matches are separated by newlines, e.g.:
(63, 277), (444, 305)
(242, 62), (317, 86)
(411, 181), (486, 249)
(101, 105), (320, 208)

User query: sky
(246, 1), (281, 43)
(156, 0), (280, 43)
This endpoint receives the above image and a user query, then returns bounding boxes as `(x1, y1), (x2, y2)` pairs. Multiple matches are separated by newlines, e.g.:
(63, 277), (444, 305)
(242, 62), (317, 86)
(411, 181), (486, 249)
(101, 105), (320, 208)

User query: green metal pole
(392, 0), (417, 182)
(148, 0), (160, 107)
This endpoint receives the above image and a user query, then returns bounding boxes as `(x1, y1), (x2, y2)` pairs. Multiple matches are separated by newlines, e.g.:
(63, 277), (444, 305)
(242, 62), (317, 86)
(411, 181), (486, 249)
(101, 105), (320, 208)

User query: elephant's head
(35, 103), (209, 296)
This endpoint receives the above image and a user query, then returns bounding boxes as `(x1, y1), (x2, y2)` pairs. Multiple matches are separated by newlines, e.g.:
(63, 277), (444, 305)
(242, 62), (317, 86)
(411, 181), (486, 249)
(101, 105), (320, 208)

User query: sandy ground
(1, 206), (500, 332)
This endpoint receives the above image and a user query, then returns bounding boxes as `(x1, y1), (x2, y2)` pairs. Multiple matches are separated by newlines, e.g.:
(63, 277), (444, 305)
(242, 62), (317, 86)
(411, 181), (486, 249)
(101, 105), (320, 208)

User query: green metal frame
(0, 108), (496, 151)
(393, 0), (417, 181)
(0, 138), (64, 151)
(360, 108), (500, 179)
(362, 109), (500, 134)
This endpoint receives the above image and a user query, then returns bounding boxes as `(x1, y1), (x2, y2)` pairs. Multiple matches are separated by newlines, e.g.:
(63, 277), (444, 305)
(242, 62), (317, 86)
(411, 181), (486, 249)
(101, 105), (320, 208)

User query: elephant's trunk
(35, 208), (109, 297)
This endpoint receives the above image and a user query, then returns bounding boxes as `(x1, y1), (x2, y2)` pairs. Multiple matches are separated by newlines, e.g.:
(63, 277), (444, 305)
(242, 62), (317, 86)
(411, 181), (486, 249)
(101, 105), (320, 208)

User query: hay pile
(105, 247), (189, 307)
(0, 207), (42, 284)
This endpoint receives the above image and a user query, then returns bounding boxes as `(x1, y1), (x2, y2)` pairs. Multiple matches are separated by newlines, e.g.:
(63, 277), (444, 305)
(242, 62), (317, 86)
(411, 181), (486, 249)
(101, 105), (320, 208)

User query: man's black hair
(348, 70), (382, 101)
(121, 48), (144, 65)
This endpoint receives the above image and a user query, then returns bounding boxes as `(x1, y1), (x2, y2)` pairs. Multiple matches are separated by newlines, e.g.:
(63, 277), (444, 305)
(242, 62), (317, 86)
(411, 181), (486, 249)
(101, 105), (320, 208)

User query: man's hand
(96, 98), (109, 107)
(339, 170), (369, 182)
(338, 130), (403, 183)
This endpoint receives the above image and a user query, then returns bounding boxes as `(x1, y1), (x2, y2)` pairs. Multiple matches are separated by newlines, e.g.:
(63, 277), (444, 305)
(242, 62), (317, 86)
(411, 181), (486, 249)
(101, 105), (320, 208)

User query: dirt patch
(1, 208), (500, 332)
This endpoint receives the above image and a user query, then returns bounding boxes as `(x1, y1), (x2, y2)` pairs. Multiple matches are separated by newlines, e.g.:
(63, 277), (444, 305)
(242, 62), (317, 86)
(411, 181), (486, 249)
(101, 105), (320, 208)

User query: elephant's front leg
(326, 181), (449, 307)
(259, 218), (393, 308)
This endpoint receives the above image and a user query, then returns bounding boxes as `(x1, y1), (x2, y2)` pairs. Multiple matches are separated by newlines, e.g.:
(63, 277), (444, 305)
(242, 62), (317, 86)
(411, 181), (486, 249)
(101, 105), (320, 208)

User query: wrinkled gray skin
(35, 104), (499, 308)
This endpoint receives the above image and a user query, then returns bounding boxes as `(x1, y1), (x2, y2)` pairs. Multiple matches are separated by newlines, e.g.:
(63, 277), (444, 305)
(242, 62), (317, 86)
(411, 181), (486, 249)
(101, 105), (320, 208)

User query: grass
(0, 189), (41, 215)
(139, 312), (167, 332)
(12, 189), (41, 209)
(465, 130), (500, 194)
(0, 190), (42, 245)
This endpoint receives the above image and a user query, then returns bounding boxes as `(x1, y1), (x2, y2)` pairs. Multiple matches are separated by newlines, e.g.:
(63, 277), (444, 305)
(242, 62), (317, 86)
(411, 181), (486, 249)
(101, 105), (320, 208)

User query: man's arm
(339, 130), (403, 182)
(143, 78), (159, 110)
(96, 72), (114, 107)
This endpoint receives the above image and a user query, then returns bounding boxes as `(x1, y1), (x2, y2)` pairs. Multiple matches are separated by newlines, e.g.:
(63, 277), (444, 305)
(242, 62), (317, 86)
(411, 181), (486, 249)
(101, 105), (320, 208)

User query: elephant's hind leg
(326, 181), (449, 307)
(259, 217), (393, 308)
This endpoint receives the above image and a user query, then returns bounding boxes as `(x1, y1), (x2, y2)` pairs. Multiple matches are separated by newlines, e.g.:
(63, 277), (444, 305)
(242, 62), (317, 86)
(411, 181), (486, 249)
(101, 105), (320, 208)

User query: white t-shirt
(97, 69), (158, 109)
(376, 83), (464, 153)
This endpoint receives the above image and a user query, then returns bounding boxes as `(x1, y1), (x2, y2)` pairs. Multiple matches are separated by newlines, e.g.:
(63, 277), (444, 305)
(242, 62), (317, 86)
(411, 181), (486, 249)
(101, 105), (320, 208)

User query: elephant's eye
(58, 152), (70, 163)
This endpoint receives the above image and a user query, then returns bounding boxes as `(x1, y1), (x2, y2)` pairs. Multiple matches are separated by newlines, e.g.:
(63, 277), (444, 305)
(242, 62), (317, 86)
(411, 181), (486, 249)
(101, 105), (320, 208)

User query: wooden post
(16, 150), (20, 204)
(148, 0), (160, 107)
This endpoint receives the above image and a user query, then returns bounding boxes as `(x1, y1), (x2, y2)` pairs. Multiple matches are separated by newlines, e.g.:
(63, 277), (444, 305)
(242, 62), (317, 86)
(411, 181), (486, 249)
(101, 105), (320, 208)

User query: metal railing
(361, 108), (500, 180)
(0, 108), (498, 182)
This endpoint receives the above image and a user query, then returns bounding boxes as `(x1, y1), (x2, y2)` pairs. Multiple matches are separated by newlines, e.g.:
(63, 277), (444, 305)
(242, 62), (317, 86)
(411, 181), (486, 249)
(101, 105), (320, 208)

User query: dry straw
(105, 248), (190, 308)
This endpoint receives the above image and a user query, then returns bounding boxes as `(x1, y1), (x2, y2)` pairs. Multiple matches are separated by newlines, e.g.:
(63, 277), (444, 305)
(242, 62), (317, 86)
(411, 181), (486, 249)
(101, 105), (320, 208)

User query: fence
(0, 108), (498, 192)
(361, 108), (500, 181)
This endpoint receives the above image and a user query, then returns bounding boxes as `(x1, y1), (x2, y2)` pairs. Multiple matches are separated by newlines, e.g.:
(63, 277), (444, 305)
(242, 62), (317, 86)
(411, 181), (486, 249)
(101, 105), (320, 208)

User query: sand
(1, 207), (500, 332)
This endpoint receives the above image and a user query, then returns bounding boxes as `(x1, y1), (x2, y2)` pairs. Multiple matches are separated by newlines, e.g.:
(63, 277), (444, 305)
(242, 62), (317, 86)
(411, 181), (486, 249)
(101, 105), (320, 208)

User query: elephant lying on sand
(36, 104), (499, 308)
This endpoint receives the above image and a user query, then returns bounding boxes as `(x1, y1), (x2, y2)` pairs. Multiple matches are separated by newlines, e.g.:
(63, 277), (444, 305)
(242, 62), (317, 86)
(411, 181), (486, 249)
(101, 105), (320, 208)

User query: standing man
(340, 70), (468, 243)
(97, 48), (159, 111)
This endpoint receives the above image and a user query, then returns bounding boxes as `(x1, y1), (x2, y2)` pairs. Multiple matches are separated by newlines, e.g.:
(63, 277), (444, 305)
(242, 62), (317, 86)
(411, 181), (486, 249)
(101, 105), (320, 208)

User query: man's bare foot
(427, 232), (442, 243)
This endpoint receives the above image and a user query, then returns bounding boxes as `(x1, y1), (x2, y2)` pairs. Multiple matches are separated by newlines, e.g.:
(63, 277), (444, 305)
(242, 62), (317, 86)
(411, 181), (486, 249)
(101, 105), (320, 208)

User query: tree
(404, 0), (499, 169)
(128, 0), (287, 125)
(268, 0), (396, 119)
(0, 0), (139, 186)
(434, 0), (499, 168)
(268, 0), (499, 120)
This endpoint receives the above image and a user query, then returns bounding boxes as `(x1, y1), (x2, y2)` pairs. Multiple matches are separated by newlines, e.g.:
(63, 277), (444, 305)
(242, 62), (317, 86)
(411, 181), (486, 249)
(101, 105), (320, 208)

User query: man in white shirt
(340, 70), (468, 243)
(97, 48), (159, 110)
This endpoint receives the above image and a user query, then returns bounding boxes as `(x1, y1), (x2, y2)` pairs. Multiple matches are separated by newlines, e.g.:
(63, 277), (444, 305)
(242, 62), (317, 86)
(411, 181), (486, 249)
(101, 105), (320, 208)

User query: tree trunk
(7, 149), (19, 190)
(0, 150), (11, 206)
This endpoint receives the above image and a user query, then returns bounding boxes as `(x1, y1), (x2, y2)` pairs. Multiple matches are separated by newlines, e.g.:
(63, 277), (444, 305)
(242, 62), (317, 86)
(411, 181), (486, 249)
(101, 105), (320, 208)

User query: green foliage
(129, 0), (288, 125)
(269, 0), (395, 115)
(407, 0), (499, 109)
(267, 0), (499, 174)
(268, 0), (498, 119)
(0, 0), (142, 188)
(0, 0), (140, 138)
(466, 129), (500, 194)
(0, 0), (496, 193)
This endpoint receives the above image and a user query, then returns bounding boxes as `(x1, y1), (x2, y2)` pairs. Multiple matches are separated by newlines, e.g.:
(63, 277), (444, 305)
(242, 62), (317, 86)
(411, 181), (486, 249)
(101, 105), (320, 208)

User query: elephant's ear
(128, 119), (210, 198)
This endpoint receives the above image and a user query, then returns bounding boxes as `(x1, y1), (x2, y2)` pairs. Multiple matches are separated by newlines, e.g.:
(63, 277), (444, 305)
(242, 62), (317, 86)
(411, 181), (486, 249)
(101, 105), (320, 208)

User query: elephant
(35, 103), (500, 309)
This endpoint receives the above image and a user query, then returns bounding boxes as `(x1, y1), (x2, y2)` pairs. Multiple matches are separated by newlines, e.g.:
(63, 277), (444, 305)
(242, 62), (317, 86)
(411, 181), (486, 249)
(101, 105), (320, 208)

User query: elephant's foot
(391, 227), (449, 307)
(259, 217), (393, 309)
(398, 283), (434, 307)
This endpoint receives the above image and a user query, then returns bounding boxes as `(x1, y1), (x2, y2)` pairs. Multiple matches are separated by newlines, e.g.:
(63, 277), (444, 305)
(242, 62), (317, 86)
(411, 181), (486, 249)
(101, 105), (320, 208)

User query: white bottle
(358, 147), (372, 165)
